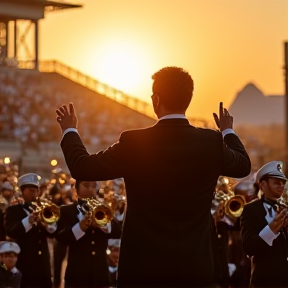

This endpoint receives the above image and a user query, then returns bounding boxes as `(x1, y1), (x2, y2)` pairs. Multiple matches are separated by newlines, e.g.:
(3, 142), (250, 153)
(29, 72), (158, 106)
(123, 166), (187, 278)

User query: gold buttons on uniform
(38, 251), (42, 255)
(92, 251), (96, 255)
(91, 241), (95, 245)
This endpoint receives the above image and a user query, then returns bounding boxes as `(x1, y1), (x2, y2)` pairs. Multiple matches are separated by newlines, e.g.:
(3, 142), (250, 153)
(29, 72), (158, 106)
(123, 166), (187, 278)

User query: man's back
(57, 66), (250, 288)
(61, 118), (250, 287)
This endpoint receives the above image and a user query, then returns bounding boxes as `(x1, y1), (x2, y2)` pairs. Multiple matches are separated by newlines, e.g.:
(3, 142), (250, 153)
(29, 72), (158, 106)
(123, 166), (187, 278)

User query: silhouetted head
(151, 67), (194, 118)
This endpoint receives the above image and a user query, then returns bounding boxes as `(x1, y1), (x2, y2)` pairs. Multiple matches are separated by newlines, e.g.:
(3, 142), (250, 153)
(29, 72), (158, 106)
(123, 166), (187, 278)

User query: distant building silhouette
(228, 83), (284, 126)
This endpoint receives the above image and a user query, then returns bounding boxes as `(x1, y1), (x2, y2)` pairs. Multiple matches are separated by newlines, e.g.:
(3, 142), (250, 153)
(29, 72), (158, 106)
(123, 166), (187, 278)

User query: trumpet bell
(81, 198), (114, 228)
(32, 198), (61, 225)
(224, 195), (246, 219)
(41, 204), (60, 224)
(93, 204), (114, 227)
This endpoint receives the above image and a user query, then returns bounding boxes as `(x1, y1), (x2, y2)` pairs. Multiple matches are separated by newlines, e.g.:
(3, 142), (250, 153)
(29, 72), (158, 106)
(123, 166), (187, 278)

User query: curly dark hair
(152, 67), (194, 111)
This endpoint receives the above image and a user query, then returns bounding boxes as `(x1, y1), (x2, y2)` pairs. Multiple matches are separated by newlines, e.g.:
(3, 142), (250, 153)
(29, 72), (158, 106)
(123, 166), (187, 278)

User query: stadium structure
(0, 0), (213, 178)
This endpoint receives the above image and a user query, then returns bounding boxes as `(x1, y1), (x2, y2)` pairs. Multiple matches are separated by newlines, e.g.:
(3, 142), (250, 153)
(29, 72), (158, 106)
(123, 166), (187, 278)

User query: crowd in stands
(0, 67), (154, 149)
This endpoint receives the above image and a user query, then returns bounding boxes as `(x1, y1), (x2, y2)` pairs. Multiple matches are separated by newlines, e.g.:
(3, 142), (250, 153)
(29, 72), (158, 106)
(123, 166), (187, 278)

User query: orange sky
(39, 0), (288, 121)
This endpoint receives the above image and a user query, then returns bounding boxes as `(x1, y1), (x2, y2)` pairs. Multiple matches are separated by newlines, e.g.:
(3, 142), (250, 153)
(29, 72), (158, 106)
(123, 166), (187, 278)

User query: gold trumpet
(223, 194), (246, 219)
(32, 198), (60, 225)
(80, 198), (114, 227)
(213, 176), (246, 221)
(275, 192), (288, 213)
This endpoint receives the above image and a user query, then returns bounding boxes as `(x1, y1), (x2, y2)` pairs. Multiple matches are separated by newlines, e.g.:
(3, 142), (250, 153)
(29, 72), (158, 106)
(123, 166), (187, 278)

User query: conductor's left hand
(56, 103), (78, 133)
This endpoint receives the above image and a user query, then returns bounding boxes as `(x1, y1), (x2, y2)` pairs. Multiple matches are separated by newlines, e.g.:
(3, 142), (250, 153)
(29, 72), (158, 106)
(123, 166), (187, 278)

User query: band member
(5, 173), (57, 288)
(0, 241), (22, 288)
(240, 161), (288, 288)
(55, 180), (122, 288)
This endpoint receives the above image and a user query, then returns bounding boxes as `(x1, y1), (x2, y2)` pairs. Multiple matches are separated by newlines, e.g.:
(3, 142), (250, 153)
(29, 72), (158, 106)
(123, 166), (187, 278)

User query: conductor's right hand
(269, 208), (288, 234)
(213, 102), (233, 132)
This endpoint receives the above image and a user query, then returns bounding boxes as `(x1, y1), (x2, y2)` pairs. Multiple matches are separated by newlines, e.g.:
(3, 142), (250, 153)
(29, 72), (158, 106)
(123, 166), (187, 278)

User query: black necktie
(267, 206), (273, 217)
(262, 197), (278, 215)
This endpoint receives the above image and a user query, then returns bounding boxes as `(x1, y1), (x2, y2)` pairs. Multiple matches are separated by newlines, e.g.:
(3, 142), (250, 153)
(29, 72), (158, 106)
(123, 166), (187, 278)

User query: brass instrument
(272, 182), (288, 213)
(273, 190), (288, 231)
(32, 197), (60, 225)
(80, 198), (114, 227)
(224, 194), (246, 218)
(212, 176), (246, 221)
(214, 191), (246, 219)
(275, 193), (288, 213)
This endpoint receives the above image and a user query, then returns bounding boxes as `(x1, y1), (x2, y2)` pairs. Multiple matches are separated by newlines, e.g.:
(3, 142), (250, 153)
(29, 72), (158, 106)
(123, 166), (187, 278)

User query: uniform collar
(158, 114), (186, 121)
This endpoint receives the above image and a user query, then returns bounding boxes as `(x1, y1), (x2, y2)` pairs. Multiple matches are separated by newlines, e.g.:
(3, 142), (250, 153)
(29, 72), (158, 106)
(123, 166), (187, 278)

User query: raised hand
(56, 102), (78, 133)
(269, 208), (288, 234)
(213, 102), (233, 132)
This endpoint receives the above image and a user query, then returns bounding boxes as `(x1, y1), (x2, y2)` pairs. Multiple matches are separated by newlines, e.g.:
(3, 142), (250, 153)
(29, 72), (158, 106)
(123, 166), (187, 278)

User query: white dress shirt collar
(158, 114), (187, 121)
(10, 267), (18, 274)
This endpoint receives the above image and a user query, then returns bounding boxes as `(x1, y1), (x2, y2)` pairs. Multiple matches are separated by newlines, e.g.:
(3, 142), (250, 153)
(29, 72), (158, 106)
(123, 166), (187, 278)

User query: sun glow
(92, 40), (151, 97)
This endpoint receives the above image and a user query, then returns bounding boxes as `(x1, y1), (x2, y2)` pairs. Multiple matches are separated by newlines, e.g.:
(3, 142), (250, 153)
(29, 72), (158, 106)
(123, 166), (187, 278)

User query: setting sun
(92, 40), (151, 96)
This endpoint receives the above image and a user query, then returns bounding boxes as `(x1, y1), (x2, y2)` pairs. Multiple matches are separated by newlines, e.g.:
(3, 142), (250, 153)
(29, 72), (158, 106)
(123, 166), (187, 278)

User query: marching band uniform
(4, 173), (56, 288)
(240, 161), (288, 288)
(55, 201), (122, 288)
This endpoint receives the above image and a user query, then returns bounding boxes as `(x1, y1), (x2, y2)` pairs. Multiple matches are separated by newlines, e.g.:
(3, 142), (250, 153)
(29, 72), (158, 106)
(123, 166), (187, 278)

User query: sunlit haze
(39, 0), (288, 120)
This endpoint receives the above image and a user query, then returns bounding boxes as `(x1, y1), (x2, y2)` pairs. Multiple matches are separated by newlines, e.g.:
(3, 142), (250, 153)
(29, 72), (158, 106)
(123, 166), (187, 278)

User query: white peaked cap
(255, 161), (288, 183)
(18, 173), (41, 187)
(1, 181), (14, 191)
(0, 241), (21, 254)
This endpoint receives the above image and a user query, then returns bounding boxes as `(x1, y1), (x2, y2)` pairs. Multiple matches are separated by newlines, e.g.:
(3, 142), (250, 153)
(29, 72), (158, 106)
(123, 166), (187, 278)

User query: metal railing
(18, 59), (213, 127)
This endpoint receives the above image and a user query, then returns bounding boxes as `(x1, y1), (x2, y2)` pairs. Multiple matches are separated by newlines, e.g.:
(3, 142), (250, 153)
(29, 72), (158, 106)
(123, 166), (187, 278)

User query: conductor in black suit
(240, 161), (288, 288)
(56, 66), (251, 288)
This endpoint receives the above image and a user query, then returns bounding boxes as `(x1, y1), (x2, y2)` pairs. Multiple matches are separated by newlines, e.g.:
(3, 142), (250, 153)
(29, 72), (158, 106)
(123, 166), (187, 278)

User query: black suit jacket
(61, 118), (251, 287)
(55, 203), (122, 287)
(240, 199), (288, 287)
(4, 204), (53, 288)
